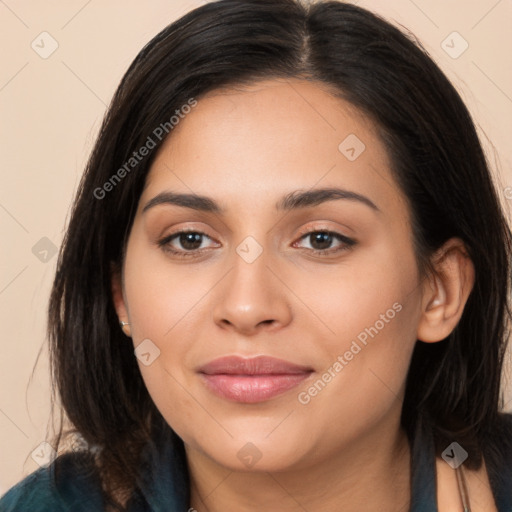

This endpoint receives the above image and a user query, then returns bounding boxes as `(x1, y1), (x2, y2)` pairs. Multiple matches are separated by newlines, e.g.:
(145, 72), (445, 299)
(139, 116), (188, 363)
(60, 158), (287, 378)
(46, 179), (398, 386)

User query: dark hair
(44, 0), (512, 508)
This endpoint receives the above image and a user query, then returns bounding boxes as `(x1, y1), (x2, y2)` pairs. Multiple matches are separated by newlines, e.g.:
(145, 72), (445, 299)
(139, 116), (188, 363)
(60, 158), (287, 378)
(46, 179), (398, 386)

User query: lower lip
(200, 373), (312, 403)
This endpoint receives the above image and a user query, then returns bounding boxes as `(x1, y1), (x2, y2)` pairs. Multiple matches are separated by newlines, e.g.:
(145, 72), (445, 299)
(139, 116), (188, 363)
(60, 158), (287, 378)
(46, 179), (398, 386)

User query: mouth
(197, 355), (314, 403)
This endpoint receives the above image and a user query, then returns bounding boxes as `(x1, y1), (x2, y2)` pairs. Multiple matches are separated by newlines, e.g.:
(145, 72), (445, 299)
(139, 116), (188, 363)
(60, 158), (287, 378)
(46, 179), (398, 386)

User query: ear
(111, 262), (131, 337)
(416, 238), (475, 343)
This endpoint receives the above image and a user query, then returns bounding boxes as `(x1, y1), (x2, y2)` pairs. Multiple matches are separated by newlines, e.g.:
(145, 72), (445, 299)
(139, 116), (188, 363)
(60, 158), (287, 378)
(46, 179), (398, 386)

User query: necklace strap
(455, 464), (471, 512)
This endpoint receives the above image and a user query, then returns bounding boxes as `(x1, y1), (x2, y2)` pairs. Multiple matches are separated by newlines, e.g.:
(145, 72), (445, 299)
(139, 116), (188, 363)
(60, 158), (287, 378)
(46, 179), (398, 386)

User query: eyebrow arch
(142, 187), (380, 214)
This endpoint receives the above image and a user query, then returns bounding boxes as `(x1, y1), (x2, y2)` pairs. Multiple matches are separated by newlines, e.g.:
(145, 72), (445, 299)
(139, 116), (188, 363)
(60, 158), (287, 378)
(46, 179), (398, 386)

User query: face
(114, 78), (427, 472)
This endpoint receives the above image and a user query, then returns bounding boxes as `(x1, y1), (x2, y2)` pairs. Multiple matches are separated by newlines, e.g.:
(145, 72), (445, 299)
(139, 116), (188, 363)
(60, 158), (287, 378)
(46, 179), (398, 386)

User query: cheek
(122, 233), (210, 340)
(137, 357), (212, 454)
(122, 236), (219, 440)
(297, 251), (420, 415)
(303, 257), (414, 362)
(298, 287), (419, 423)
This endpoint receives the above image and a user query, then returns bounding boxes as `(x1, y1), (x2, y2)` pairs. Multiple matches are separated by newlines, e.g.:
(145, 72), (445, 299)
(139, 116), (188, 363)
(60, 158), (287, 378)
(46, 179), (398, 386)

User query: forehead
(140, 78), (407, 220)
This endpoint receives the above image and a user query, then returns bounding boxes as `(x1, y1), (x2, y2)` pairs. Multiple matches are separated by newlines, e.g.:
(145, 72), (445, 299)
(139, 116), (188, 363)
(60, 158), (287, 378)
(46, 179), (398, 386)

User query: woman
(1, 0), (511, 510)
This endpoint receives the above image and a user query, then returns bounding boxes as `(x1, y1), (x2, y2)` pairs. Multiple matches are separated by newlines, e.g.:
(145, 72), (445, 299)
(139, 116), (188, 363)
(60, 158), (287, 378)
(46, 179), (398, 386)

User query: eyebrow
(142, 187), (380, 214)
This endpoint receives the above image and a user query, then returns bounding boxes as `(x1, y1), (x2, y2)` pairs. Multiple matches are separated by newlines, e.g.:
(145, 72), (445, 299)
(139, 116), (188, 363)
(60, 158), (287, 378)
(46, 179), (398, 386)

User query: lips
(198, 355), (314, 403)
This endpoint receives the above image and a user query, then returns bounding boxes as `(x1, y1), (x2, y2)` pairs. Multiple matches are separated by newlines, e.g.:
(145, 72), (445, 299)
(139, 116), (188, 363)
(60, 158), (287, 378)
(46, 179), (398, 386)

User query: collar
(409, 419), (438, 511)
(130, 425), (189, 511)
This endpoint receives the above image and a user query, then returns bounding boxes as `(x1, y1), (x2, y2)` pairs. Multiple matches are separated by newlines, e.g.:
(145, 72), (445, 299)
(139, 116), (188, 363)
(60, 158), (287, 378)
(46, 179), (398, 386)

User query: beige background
(1, 0), (511, 496)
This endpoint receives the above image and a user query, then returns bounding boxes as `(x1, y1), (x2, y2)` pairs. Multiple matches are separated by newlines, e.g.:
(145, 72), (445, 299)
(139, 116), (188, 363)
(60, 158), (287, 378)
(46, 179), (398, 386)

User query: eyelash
(157, 227), (356, 259)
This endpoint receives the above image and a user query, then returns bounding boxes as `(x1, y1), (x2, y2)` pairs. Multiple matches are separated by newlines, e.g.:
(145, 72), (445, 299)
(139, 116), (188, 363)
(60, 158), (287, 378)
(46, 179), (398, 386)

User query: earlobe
(111, 262), (132, 337)
(416, 238), (475, 343)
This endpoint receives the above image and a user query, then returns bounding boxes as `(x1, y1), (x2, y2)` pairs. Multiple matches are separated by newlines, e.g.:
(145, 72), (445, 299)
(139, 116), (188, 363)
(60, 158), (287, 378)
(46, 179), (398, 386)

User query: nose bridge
(211, 233), (292, 333)
(227, 234), (276, 306)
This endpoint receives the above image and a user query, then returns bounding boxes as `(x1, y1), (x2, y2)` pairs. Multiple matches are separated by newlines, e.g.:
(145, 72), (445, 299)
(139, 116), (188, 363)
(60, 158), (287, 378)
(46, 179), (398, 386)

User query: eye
(157, 229), (218, 258)
(293, 230), (356, 256)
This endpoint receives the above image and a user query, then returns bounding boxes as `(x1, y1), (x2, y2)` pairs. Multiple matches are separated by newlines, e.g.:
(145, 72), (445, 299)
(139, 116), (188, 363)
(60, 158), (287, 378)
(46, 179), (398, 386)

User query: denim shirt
(1, 414), (511, 511)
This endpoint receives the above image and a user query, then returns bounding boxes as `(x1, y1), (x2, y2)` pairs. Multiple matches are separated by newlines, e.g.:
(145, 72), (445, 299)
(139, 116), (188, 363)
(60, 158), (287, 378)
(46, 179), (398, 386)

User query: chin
(198, 431), (313, 473)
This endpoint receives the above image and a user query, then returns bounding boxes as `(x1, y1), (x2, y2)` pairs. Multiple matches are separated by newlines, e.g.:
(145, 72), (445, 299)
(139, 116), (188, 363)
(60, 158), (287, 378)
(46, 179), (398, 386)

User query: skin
(112, 78), (488, 511)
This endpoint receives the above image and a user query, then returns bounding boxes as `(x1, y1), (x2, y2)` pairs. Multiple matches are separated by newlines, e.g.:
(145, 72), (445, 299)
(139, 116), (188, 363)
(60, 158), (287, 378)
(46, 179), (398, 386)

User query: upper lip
(198, 355), (314, 375)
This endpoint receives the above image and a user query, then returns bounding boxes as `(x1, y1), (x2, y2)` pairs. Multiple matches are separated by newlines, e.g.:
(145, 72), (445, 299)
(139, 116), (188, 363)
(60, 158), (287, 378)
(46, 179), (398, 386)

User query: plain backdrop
(1, 0), (511, 495)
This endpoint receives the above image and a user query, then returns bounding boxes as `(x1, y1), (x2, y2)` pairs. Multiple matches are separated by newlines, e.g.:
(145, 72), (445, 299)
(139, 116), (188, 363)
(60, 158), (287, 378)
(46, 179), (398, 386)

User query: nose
(211, 249), (293, 337)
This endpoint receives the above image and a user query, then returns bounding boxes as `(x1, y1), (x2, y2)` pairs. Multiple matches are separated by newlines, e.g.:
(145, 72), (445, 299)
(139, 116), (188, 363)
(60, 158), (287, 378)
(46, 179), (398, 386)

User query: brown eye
(175, 232), (204, 251)
(294, 230), (356, 255)
(157, 230), (217, 258)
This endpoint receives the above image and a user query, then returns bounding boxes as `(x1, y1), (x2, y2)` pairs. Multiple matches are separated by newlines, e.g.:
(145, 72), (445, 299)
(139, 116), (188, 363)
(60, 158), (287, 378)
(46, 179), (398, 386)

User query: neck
(186, 420), (411, 511)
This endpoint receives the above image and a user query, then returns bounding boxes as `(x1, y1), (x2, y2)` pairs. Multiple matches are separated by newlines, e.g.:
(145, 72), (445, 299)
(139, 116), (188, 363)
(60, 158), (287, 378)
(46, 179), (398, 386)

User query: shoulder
(0, 451), (104, 512)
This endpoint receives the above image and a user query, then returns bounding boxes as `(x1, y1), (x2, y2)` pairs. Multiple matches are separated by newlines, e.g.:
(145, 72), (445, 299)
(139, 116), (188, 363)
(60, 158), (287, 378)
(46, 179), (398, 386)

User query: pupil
(312, 232), (332, 250)
(180, 233), (202, 250)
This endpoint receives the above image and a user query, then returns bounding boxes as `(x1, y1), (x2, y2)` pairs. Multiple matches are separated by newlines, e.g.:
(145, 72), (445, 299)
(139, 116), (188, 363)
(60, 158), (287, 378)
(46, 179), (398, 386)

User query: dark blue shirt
(1, 414), (511, 511)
